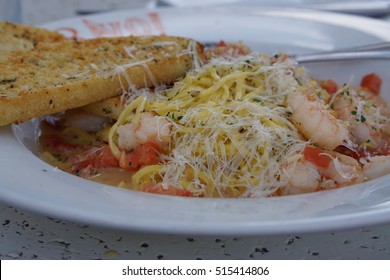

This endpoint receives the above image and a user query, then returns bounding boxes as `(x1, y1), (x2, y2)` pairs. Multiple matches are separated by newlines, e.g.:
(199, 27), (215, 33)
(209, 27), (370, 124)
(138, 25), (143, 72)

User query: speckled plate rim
(1, 6), (390, 236)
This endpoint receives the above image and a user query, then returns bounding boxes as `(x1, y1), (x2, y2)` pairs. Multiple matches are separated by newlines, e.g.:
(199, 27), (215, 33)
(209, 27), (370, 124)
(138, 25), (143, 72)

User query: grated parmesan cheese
(109, 54), (314, 197)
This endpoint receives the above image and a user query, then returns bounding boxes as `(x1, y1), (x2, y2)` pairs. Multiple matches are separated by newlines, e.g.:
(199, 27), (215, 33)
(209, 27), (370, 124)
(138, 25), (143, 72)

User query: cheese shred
(108, 54), (313, 197)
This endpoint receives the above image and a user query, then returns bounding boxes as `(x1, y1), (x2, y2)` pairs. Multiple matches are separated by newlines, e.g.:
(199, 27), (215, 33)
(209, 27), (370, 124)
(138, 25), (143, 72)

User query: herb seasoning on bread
(0, 22), (204, 126)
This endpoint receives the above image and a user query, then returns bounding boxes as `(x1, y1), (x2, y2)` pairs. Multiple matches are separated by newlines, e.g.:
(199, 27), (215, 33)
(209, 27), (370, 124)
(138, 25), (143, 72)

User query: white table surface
(1, 2), (390, 260)
(2, 203), (390, 260)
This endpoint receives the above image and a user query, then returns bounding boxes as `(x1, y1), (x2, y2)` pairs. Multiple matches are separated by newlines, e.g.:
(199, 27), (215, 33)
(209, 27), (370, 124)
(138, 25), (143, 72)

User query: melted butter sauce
(38, 110), (137, 190)
(88, 168), (134, 189)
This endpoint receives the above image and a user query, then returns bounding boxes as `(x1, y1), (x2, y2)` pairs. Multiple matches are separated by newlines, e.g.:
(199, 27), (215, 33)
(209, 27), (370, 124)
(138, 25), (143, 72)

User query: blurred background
(1, 0), (390, 25)
(0, 0), (156, 25)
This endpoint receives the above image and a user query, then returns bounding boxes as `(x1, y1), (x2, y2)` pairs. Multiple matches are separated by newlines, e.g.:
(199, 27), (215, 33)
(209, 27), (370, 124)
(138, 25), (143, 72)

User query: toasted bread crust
(0, 21), (65, 57)
(0, 32), (203, 126)
(82, 96), (125, 120)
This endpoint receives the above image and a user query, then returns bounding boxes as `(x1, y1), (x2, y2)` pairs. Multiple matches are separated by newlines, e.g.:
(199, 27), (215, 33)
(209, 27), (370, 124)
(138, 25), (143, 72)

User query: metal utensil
(294, 42), (390, 63)
(204, 41), (390, 62)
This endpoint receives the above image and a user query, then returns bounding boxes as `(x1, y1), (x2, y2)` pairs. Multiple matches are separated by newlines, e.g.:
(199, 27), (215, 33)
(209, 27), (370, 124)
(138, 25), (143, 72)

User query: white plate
(2, 7), (390, 236)
(161, 0), (390, 17)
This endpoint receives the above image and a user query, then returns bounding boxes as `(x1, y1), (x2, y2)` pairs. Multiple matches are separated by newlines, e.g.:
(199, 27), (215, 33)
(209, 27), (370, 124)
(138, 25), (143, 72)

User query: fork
(294, 42), (390, 63)
(204, 41), (390, 63)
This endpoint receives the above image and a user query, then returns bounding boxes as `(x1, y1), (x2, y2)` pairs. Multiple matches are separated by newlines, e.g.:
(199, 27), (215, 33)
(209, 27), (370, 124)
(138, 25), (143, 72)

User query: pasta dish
(39, 42), (390, 198)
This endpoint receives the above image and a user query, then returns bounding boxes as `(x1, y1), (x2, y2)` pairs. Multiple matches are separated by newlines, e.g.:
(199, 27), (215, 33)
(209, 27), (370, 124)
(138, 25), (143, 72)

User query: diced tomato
(141, 183), (193, 197)
(40, 134), (78, 155)
(335, 145), (390, 161)
(379, 147), (390, 156)
(303, 146), (332, 169)
(120, 142), (162, 171)
(360, 73), (382, 95)
(319, 79), (339, 94)
(71, 159), (91, 171)
(72, 145), (119, 172)
(137, 142), (162, 166)
(94, 145), (120, 168)
(206, 40), (250, 58)
(216, 40), (227, 47)
(120, 151), (138, 171)
(334, 145), (364, 161)
(269, 53), (291, 64)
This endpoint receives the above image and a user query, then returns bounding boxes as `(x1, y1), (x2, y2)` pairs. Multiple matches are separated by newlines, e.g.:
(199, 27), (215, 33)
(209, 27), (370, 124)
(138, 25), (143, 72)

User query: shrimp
(320, 152), (364, 187)
(286, 88), (350, 150)
(332, 88), (390, 149)
(279, 147), (363, 195)
(362, 155), (390, 180)
(117, 112), (171, 151)
(279, 153), (321, 195)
